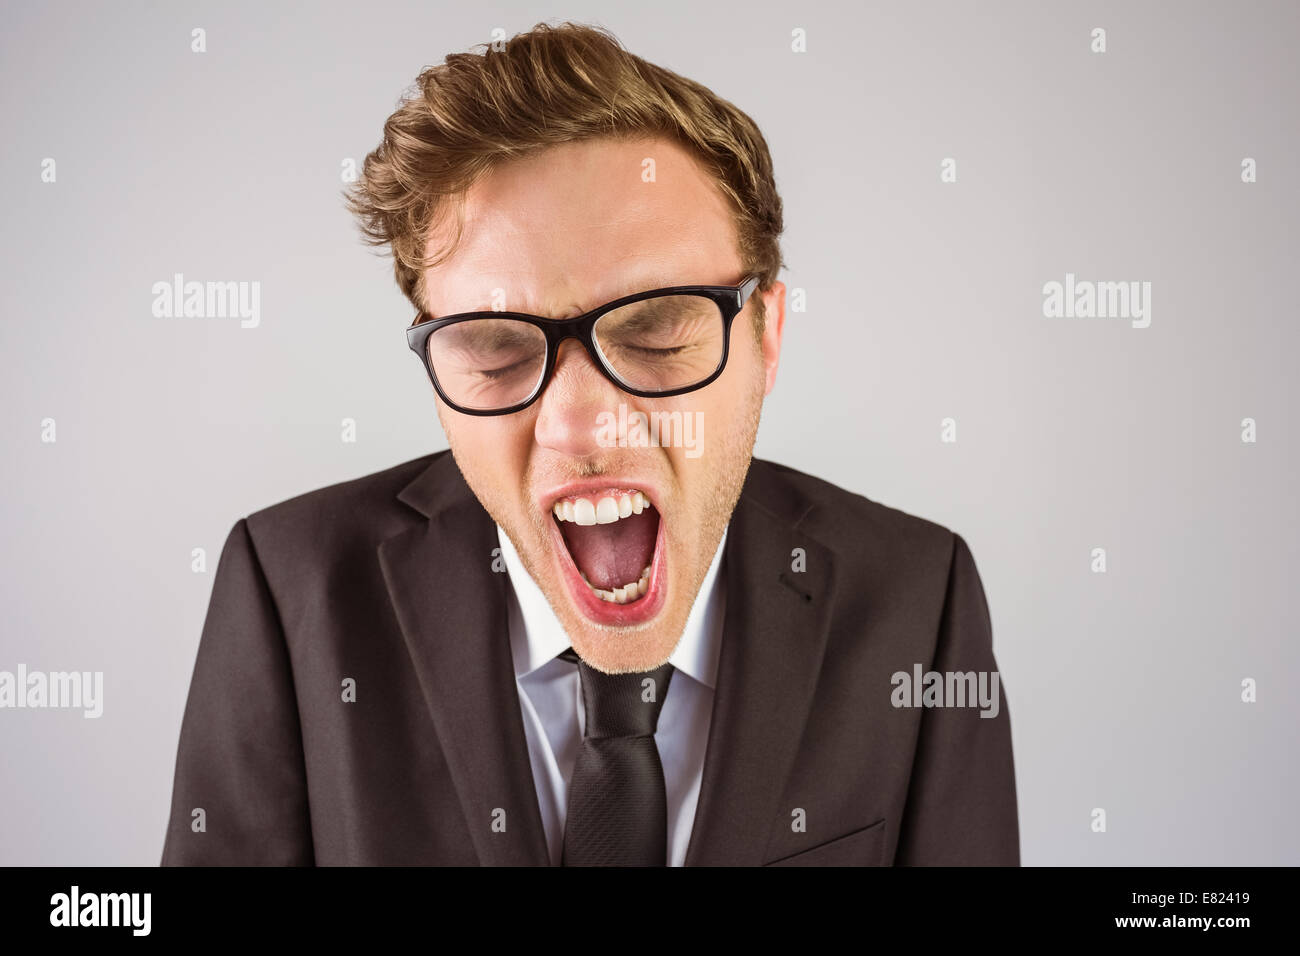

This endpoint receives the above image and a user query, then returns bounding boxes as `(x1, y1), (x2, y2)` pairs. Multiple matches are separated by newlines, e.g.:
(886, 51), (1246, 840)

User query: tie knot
(561, 648), (674, 739)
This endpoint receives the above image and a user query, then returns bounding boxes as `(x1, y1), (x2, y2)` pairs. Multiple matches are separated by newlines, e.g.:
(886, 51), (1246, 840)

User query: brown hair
(342, 20), (784, 328)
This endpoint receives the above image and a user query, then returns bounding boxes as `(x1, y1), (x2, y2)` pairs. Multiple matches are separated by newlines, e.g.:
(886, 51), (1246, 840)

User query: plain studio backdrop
(2, 0), (1296, 865)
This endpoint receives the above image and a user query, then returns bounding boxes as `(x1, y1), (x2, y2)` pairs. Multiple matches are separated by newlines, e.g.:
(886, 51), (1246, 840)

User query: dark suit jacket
(161, 450), (1019, 866)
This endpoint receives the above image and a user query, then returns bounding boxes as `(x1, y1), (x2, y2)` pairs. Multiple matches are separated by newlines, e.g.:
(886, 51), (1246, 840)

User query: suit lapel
(684, 462), (838, 866)
(378, 452), (550, 866)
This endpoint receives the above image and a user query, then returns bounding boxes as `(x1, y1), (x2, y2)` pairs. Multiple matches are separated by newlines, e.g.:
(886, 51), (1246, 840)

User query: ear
(759, 280), (786, 396)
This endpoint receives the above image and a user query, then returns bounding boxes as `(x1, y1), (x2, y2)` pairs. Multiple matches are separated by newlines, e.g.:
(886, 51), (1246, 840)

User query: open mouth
(548, 487), (666, 624)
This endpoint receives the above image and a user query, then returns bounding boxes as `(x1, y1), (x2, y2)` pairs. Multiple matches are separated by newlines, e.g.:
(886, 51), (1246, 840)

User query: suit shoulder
(748, 457), (958, 565)
(241, 450), (445, 556)
(747, 460), (977, 647)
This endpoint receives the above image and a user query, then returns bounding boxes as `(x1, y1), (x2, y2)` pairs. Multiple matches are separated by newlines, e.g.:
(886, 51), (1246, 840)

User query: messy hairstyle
(343, 20), (784, 330)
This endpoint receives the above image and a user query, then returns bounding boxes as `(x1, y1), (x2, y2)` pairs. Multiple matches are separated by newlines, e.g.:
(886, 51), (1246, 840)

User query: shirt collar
(496, 522), (727, 689)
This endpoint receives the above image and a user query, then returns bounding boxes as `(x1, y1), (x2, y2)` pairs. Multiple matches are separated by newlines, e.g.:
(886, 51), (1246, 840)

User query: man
(161, 20), (1018, 866)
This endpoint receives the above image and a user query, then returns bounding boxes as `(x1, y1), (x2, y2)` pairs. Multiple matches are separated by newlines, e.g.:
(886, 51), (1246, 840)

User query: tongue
(558, 509), (657, 590)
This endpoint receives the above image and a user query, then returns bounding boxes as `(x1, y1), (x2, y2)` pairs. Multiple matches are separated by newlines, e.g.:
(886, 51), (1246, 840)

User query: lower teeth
(580, 566), (652, 604)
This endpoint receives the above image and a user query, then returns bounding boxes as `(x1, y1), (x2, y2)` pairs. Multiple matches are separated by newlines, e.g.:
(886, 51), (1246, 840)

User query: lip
(541, 479), (668, 627)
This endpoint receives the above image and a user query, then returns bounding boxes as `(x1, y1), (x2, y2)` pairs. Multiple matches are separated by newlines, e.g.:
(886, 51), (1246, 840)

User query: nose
(532, 337), (626, 459)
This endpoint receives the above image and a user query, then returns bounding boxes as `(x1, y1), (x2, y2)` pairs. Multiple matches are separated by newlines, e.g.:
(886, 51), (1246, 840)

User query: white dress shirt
(495, 522), (727, 866)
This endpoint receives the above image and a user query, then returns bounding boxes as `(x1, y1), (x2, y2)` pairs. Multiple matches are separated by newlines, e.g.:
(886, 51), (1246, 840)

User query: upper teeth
(552, 491), (651, 525)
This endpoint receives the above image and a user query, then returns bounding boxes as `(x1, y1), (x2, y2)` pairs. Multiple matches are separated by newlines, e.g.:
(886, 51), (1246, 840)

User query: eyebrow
(431, 274), (690, 319)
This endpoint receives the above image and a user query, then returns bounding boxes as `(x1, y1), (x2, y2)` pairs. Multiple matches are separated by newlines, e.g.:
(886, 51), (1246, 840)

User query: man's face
(422, 135), (784, 674)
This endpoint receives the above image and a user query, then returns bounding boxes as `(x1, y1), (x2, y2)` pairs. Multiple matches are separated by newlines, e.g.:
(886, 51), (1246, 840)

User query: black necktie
(559, 647), (675, 866)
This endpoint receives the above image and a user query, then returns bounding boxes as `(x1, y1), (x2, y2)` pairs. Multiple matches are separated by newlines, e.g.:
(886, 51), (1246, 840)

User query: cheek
(442, 415), (533, 500)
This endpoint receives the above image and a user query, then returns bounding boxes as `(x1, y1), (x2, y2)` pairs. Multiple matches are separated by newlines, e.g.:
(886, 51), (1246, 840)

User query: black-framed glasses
(405, 275), (761, 416)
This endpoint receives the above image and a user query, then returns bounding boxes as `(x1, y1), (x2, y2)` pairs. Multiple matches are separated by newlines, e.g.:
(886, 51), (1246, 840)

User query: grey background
(2, 0), (1296, 865)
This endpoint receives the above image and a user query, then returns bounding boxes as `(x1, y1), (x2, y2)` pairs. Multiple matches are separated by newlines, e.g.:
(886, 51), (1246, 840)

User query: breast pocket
(762, 818), (887, 867)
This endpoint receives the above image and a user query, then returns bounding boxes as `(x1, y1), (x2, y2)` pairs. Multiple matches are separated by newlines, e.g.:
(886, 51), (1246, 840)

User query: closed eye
(477, 358), (535, 380)
(624, 344), (693, 356)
